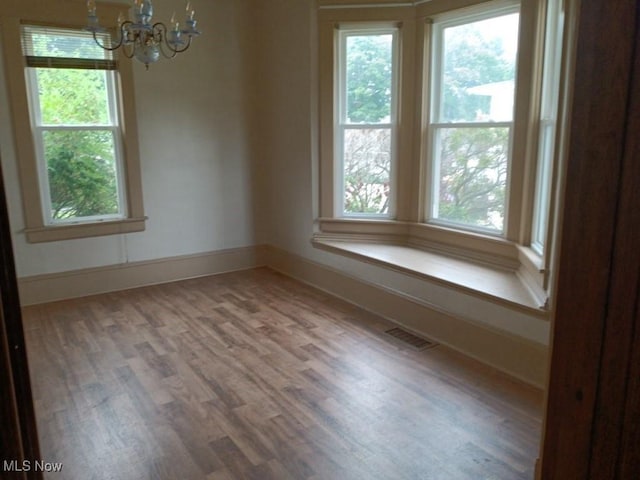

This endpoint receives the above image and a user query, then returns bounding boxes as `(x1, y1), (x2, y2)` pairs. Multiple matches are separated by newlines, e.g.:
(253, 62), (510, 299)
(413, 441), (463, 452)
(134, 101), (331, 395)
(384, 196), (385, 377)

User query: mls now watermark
(3, 460), (64, 473)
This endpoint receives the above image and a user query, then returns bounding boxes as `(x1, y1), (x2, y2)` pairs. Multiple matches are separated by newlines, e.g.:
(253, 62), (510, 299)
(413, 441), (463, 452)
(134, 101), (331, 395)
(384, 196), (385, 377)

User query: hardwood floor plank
(23, 267), (542, 479)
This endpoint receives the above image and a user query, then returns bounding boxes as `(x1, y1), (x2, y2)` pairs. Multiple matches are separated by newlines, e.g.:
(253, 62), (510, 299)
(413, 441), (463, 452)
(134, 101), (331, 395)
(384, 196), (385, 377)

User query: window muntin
(22, 25), (126, 224)
(336, 28), (398, 217)
(428, 9), (520, 234)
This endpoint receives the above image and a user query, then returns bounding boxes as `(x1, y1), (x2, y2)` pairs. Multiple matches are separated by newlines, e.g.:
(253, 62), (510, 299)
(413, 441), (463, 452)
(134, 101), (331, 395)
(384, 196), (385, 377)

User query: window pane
(36, 68), (111, 125)
(345, 34), (393, 124)
(531, 122), (554, 253)
(433, 127), (509, 231)
(440, 13), (519, 122)
(42, 130), (120, 220)
(343, 128), (391, 215)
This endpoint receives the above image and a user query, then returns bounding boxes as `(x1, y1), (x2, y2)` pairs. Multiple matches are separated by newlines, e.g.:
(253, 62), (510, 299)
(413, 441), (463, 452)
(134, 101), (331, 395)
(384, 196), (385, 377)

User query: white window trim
(0, 5), (146, 243)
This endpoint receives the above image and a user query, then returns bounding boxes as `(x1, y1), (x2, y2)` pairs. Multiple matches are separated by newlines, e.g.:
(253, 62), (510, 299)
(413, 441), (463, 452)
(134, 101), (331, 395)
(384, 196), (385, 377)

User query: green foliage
(346, 35), (393, 124)
(437, 127), (508, 230)
(44, 130), (119, 220)
(38, 67), (110, 125)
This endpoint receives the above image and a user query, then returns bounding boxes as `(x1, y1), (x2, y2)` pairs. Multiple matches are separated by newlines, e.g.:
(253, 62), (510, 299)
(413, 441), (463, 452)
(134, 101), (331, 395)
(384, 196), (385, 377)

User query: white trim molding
(18, 245), (267, 306)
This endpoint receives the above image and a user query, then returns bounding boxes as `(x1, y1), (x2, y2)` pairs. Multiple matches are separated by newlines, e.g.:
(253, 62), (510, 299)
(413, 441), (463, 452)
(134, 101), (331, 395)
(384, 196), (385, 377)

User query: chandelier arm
(92, 30), (122, 51)
(150, 23), (176, 59)
(152, 22), (193, 56)
(159, 42), (179, 59)
(91, 21), (135, 51)
(167, 35), (192, 55)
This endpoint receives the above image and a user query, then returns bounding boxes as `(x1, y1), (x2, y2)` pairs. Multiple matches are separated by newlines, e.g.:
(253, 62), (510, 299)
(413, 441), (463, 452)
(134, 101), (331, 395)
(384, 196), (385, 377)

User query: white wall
(251, 0), (319, 254)
(0, 0), (256, 277)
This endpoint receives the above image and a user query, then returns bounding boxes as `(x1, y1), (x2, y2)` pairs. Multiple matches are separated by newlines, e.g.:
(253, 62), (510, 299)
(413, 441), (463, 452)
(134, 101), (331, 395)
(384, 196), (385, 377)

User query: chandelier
(86, 0), (201, 68)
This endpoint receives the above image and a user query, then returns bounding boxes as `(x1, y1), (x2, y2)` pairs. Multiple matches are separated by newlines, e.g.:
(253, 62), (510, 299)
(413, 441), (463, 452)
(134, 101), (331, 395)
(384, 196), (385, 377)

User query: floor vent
(385, 327), (438, 350)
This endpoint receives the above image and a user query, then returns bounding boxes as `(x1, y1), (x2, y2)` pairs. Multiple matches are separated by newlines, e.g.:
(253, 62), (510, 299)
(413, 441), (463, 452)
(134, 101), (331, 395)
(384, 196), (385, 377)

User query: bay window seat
(312, 235), (547, 315)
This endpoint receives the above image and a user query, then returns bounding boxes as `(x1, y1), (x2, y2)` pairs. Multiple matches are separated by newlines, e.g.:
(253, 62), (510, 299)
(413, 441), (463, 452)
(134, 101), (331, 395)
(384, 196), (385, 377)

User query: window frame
(23, 33), (128, 225)
(426, 4), (520, 235)
(319, 5), (418, 224)
(335, 25), (400, 218)
(1, 6), (145, 243)
(317, 0), (572, 307)
(530, 0), (565, 257)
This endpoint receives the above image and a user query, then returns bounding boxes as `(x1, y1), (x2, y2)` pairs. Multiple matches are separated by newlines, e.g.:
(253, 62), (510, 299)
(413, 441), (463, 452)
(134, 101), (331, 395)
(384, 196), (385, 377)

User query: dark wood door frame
(541, 0), (640, 478)
(0, 155), (41, 478)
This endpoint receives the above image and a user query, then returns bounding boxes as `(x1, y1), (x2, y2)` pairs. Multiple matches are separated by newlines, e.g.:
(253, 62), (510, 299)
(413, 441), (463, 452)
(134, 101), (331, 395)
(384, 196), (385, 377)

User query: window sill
(312, 231), (549, 315)
(24, 217), (147, 243)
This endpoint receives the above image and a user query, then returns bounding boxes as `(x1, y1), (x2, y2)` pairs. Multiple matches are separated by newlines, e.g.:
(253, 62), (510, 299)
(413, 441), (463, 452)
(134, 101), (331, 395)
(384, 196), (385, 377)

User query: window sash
(28, 67), (120, 128)
(531, 0), (565, 255)
(32, 124), (127, 223)
(336, 27), (399, 218)
(426, 3), (520, 235)
(337, 124), (395, 217)
(429, 124), (512, 234)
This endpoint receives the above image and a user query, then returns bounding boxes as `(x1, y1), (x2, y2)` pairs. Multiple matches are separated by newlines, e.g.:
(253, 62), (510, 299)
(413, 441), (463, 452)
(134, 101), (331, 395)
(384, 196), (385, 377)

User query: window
(428, 8), (519, 233)
(23, 26), (126, 224)
(336, 27), (398, 217)
(317, 0), (571, 304)
(2, 10), (145, 243)
(531, 0), (565, 256)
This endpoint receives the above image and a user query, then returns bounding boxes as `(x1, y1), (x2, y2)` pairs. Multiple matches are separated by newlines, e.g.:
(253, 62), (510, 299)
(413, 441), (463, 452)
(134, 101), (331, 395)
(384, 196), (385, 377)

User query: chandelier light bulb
(170, 12), (180, 31)
(87, 0), (97, 16)
(186, 2), (195, 21)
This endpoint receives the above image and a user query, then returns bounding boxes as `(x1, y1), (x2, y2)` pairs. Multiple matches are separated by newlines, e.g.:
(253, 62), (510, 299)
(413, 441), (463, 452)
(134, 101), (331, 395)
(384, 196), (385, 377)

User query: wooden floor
(22, 267), (543, 480)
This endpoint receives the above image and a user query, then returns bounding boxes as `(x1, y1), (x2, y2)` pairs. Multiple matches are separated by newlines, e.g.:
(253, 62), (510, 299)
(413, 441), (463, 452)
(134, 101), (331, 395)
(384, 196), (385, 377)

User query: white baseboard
(18, 245), (267, 306)
(264, 245), (548, 388)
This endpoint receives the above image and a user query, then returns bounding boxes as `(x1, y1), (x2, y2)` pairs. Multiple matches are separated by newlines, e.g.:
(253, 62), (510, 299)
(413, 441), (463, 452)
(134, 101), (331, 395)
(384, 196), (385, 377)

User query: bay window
(317, 0), (573, 308)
